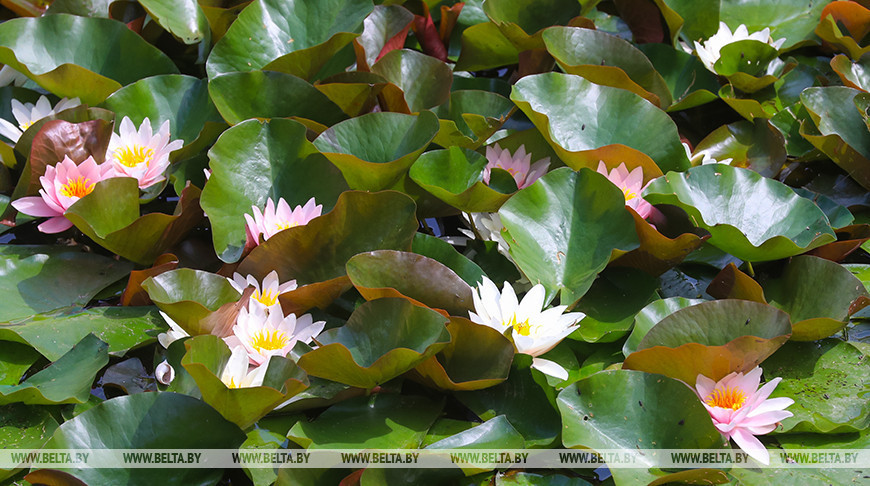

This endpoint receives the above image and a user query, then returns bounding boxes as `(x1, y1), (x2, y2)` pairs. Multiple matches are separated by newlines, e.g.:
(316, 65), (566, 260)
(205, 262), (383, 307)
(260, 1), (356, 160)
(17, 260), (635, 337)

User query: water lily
(693, 22), (786, 73)
(220, 345), (269, 389)
(244, 196), (322, 247)
(107, 116), (183, 189)
(470, 276), (584, 380)
(0, 95), (81, 143)
(483, 144), (550, 190)
(596, 161), (655, 219)
(155, 360), (175, 385)
(228, 271), (297, 311)
(460, 212), (510, 255)
(682, 142), (733, 166)
(11, 155), (116, 233)
(0, 65), (27, 87)
(225, 303), (325, 366)
(695, 367), (794, 465)
(157, 311), (190, 349)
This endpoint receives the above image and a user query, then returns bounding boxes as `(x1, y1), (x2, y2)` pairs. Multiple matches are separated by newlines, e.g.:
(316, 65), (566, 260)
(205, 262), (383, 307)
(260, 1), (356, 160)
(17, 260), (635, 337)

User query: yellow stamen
(621, 186), (637, 201)
(227, 377), (238, 389)
(705, 387), (747, 410)
(274, 220), (298, 232)
(250, 328), (290, 353)
(59, 176), (95, 199)
(20, 120), (34, 131)
(507, 314), (532, 336)
(114, 144), (154, 168)
(253, 289), (279, 307)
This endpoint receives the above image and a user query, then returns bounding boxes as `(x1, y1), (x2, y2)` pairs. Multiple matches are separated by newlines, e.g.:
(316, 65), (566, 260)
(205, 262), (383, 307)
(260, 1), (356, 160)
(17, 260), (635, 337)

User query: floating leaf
(693, 118), (787, 178)
(409, 146), (512, 213)
(498, 167), (640, 305)
(610, 208), (707, 277)
(0, 306), (165, 361)
(411, 233), (486, 288)
(0, 334), (108, 406)
(0, 245), (131, 322)
(831, 53), (870, 91)
(622, 297), (705, 357)
(719, 0), (828, 49)
(297, 298), (450, 389)
(643, 164), (836, 261)
(312, 111), (439, 190)
(431, 90), (515, 149)
(0, 403), (59, 481)
(571, 267), (659, 343)
(371, 49), (453, 113)
(638, 42), (720, 111)
(142, 268), (241, 336)
(511, 72), (690, 173)
(201, 118), (348, 262)
(347, 250), (473, 316)
(624, 299), (791, 384)
(355, 4), (414, 69)
(138, 0), (210, 45)
(236, 190), (418, 284)
(0, 14), (178, 104)
(706, 263), (766, 302)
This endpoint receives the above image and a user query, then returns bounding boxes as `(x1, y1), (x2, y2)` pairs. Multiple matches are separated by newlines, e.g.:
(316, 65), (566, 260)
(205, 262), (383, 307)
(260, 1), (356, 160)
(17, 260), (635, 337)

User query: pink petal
(37, 215), (74, 233)
(730, 427), (770, 465)
(11, 196), (59, 217)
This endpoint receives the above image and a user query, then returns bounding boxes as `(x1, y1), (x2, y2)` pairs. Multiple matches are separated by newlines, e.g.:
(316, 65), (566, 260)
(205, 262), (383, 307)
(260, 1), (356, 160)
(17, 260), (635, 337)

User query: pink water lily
(695, 367), (794, 465)
(244, 197), (322, 247)
(11, 155), (116, 233)
(483, 144), (550, 190)
(107, 116), (183, 189)
(596, 162), (655, 219)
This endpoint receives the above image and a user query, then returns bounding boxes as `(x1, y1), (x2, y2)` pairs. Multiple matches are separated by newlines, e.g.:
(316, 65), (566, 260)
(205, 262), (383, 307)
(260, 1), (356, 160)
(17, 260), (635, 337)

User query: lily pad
(643, 164), (836, 261)
(312, 111), (439, 190)
(410, 233), (486, 288)
(498, 167), (640, 305)
(610, 208), (707, 277)
(623, 299), (791, 384)
(42, 392), (246, 485)
(371, 48), (453, 113)
(0, 404), (58, 481)
(138, 0), (210, 45)
(511, 72), (690, 173)
(761, 255), (870, 341)
(182, 335), (308, 429)
(206, 0), (372, 80)
(65, 178), (204, 265)
(141, 268), (241, 336)
(0, 245), (132, 323)
(638, 42), (720, 111)
(410, 146), (513, 213)
(431, 90), (515, 149)
(355, 4), (415, 69)
(718, 0), (828, 49)
(297, 298), (450, 389)
(0, 306), (165, 361)
(0, 342), (39, 386)
(0, 14), (178, 104)
(0, 334), (107, 406)
(347, 250), (473, 316)
(765, 340), (869, 433)
(236, 190), (418, 285)
(201, 118), (349, 263)
(831, 53), (870, 91)
(693, 118), (787, 178)
(622, 297), (705, 357)
(208, 70), (347, 126)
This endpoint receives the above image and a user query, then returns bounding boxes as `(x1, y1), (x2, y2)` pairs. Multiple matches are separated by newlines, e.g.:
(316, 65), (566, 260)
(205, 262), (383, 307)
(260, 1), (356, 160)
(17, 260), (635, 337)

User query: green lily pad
(623, 299), (791, 384)
(622, 297), (706, 357)
(410, 146), (513, 213)
(236, 190), (418, 284)
(65, 178), (204, 265)
(355, 4), (415, 69)
(410, 316), (515, 391)
(431, 90), (515, 149)
(765, 340), (869, 433)
(455, 21), (521, 72)
(572, 268), (659, 343)
(693, 118), (787, 178)
(0, 245), (132, 323)
(0, 334), (108, 406)
(498, 167), (640, 305)
(206, 0), (372, 80)
(42, 392), (246, 485)
(312, 111), (439, 190)
(347, 250), (473, 316)
(297, 298), (450, 389)
(0, 404), (58, 481)
(831, 53), (870, 91)
(101, 74), (225, 151)
(208, 71), (347, 126)
(762, 255), (870, 341)
(45, 0), (112, 17)
(411, 233), (486, 288)
(181, 335), (308, 429)
(138, 0), (210, 45)
(371, 49), (453, 113)
(0, 306), (165, 361)
(557, 369), (726, 486)
(287, 392), (443, 448)
(643, 164), (836, 261)
(511, 72), (690, 173)
(0, 14), (178, 104)
(0, 342), (39, 386)
(201, 118), (349, 263)
(141, 268), (241, 336)
(718, 0), (828, 49)
(638, 42), (720, 111)
(713, 39), (780, 80)
(543, 26), (673, 108)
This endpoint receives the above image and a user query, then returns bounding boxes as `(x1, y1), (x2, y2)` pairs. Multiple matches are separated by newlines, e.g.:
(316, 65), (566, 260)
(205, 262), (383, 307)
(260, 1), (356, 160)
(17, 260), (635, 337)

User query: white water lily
(220, 345), (269, 389)
(693, 22), (786, 73)
(155, 360), (175, 385)
(157, 311), (190, 349)
(107, 116), (184, 189)
(228, 271), (297, 312)
(469, 276), (584, 380)
(225, 303), (325, 366)
(0, 65), (27, 87)
(0, 95), (81, 143)
(459, 212), (509, 256)
(682, 142), (734, 166)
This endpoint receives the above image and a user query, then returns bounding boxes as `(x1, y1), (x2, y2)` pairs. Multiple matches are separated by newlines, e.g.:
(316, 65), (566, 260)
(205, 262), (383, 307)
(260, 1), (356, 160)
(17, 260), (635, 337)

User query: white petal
(531, 357), (569, 380)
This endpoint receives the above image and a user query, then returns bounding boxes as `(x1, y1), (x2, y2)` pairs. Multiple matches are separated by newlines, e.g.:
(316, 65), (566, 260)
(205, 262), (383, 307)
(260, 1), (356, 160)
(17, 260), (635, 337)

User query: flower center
(273, 220), (298, 232)
(226, 377), (239, 389)
(705, 387), (747, 410)
(621, 186), (638, 201)
(253, 289), (279, 307)
(250, 328), (290, 353)
(59, 176), (95, 199)
(20, 120), (34, 131)
(114, 144), (154, 168)
(508, 314), (532, 336)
